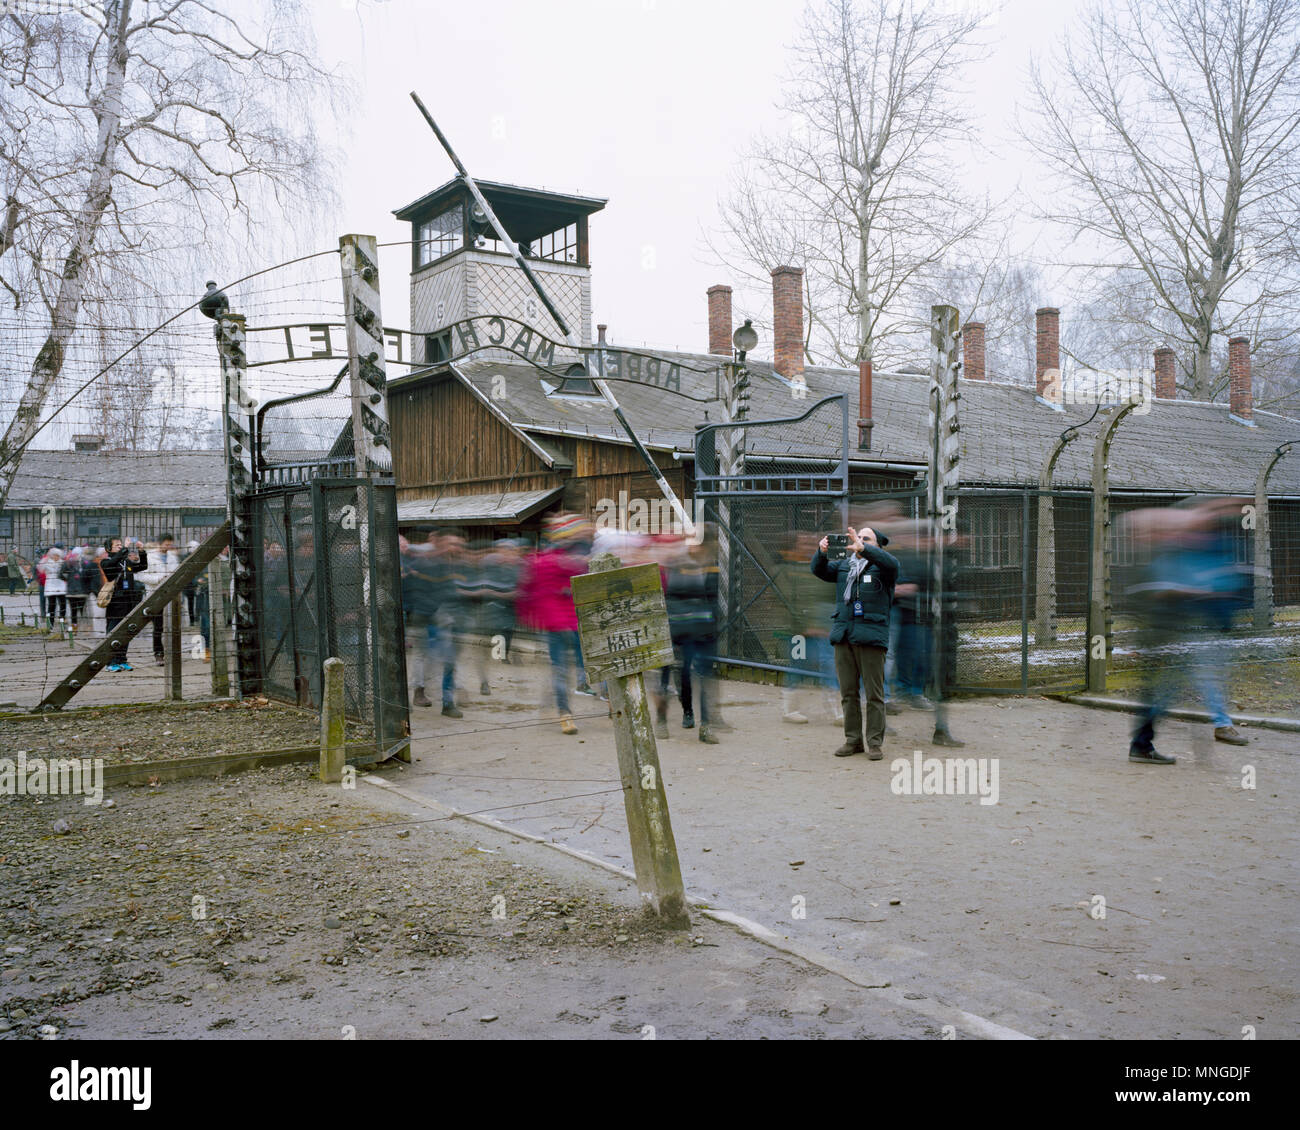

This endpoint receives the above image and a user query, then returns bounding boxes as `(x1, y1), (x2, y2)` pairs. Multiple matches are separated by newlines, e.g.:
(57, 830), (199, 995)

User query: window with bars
(1111, 513), (1141, 567)
(968, 504), (1021, 569)
(76, 513), (121, 540)
(416, 205), (464, 267)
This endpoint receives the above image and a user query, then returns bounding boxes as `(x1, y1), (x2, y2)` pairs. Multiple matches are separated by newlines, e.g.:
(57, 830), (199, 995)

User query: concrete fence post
(1254, 443), (1294, 630)
(320, 657), (346, 783)
(1087, 401), (1139, 692)
(1035, 427), (1082, 646)
(165, 597), (183, 701)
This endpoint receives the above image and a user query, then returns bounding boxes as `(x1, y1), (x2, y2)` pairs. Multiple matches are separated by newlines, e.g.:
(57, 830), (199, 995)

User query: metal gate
(705, 483), (1094, 696)
(251, 475), (408, 759)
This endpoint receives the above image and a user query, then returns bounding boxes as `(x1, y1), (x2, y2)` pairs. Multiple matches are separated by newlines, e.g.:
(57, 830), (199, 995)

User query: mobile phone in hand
(828, 533), (850, 562)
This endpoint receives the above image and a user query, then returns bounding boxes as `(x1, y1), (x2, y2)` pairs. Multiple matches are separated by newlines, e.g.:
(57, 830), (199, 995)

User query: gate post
(927, 305), (963, 746)
(1086, 399), (1139, 692)
(339, 235), (408, 759)
(714, 326), (752, 659)
(217, 312), (261, 697)
(339, 234), (393, 476)
(1254, 442), (1294, 630)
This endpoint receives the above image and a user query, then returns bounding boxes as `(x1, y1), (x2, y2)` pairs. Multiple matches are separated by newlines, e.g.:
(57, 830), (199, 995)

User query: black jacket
(665, 560), (719, 644)
(100, 548), (148, 611)
(811, 545), (899, 649)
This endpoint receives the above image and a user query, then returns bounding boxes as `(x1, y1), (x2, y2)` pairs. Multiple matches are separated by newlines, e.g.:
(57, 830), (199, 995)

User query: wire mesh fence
(947, 488), (1093, 693)
(251, 476), (407, 757)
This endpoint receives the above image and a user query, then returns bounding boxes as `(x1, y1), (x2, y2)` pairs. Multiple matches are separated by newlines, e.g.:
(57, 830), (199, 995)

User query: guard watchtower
(393, 178), (606, 364)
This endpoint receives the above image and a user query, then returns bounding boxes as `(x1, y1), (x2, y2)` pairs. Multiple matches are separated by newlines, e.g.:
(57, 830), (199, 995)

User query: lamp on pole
(715, 319), (759, 657)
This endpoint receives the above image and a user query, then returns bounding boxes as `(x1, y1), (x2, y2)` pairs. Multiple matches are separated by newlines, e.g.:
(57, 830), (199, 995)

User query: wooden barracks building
(384, 177), (1300, 612)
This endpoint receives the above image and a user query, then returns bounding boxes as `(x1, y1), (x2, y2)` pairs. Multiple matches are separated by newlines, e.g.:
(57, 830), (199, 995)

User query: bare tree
(708, 0), (996, 370)
(1026, 0), (1300, 401)
(921, 218), (1047, 383)
(0, 0), (344, 507)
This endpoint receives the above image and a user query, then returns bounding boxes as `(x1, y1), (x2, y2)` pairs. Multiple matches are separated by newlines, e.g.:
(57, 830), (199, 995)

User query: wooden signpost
(572, 555), (689, 929)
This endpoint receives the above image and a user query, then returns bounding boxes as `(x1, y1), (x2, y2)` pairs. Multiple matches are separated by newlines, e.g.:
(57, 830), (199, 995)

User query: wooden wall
(390, 375), (558, 501)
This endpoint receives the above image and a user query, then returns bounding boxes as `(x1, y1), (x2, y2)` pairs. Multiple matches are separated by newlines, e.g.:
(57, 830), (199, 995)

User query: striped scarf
(844, 553), (870, 603)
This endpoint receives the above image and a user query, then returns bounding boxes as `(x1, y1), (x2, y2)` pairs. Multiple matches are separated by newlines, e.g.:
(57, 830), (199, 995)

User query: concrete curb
(100, 743), (382, 787)
(1061, 694), (1300, 734)
(361, 773), (1036, 1041)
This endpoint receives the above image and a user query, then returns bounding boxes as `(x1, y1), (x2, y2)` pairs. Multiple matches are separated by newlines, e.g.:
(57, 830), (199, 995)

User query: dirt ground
(0, 600), (225, 710)
(0, 700), (369, 766)
(0, 763), (933, 1040)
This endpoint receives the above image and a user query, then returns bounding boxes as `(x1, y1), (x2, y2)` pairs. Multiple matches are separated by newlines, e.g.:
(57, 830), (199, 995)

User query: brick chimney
(1229, 336), (1254, 423)
(1153, 347), (1176, 399)
(857, 358), (873, 450)
(707, 285), (732, 356)
(1035, 307), (1060, 401)
(771, 266), (804, 380)
(963, 322), (986, 381)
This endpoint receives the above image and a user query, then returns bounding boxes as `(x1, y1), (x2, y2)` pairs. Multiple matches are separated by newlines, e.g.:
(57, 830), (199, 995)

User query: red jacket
(518, 548), (585, 632)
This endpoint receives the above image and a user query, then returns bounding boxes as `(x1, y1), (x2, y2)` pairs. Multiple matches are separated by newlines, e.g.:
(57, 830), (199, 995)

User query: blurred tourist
(518, 513), (590, 735)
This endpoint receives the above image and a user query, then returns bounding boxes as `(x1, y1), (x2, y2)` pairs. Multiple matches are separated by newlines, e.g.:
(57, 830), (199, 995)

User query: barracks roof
(4, 451), (227, 510)
(390, 348), (1300, 497)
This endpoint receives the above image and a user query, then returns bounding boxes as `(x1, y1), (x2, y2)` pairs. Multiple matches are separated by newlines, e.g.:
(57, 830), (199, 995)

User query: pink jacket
(518, 549), (585, 632)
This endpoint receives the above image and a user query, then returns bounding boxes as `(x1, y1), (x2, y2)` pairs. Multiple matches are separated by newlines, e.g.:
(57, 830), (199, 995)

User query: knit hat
(543, 512), (592, 545)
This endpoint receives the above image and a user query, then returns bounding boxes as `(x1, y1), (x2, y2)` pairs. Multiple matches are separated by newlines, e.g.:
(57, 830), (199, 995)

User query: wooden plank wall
(390, 376), (559, 501)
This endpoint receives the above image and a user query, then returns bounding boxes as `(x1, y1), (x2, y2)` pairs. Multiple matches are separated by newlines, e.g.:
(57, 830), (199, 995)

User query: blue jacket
(811, 545), (899, 649)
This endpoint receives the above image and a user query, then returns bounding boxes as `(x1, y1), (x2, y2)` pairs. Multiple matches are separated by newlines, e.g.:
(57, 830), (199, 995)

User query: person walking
(1123, 500), (1250, 764)
(64, 547), (93, 634)
(4, 550), (23, 596)
(400, 532), (461, 717)
(42, 547), (69, 631)
(35, 545), (50, 625)
(812, 525), (899, 760)
(518, 514), (589, 735)
(885, 524), (934, 710)
(139, 533), (180, 666)
(88, 547), (109, 638)
(468, 538), (524, 690)
(662, 530), (722, 743)
(99, 536), (148, 671)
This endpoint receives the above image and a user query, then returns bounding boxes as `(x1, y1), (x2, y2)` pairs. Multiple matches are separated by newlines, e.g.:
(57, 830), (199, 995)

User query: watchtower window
(416, 204), (464, 268)
(476, 222), (579, 264)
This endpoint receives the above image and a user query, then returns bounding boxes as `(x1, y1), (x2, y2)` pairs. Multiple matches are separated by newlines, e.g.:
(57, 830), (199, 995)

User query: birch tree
(0, 0), (343, 507)
(1027, 0), (1300, 401)
(709, 0), (996, 370)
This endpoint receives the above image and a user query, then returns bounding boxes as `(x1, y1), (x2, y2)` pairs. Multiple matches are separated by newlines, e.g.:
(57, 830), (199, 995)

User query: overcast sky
(314, 0), (1084, 361)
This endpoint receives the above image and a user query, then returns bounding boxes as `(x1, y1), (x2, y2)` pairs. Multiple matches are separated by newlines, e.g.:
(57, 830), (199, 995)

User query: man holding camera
(812, 526), (899, 759)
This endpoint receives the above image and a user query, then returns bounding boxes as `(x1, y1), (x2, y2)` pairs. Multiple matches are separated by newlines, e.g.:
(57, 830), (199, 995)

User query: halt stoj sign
(571, 563), (674, 683)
